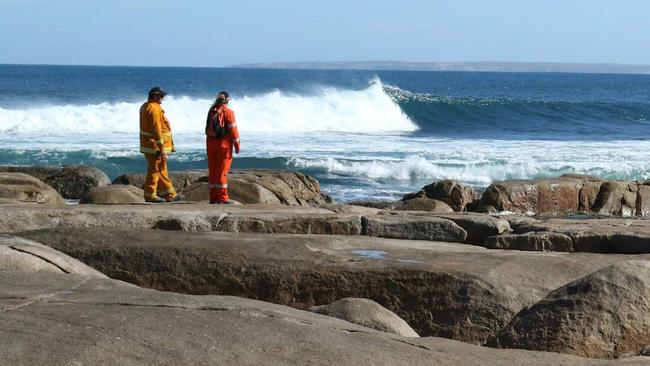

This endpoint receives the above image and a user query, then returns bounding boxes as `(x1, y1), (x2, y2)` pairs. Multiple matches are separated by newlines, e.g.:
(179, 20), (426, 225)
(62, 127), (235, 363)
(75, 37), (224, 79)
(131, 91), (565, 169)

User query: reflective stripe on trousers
(208, 184), (228, 189)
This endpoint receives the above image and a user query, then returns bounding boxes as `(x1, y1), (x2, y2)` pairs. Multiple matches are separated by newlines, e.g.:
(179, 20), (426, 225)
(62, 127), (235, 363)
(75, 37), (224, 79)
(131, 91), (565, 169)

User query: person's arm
(149, 105), (166, 158)
(227, 109), (240, 154)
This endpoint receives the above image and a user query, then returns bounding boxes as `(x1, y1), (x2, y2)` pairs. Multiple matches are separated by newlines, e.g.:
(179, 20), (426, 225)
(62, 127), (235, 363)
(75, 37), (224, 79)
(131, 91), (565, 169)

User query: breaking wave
(0, 79), (417, 136)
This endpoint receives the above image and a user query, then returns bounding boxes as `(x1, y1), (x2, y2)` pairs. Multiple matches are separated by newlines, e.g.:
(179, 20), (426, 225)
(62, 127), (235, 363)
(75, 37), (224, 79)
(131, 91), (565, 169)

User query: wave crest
(0, 79), (417, 136)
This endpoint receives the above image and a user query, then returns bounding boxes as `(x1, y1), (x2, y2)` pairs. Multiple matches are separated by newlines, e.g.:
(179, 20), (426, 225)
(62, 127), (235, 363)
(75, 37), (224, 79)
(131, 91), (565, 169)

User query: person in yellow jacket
(139, 87), (181, 203)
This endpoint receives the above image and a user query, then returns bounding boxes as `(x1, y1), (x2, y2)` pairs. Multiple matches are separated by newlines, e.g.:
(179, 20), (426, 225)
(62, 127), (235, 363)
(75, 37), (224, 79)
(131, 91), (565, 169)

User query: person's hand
(235, 148), (240, 155)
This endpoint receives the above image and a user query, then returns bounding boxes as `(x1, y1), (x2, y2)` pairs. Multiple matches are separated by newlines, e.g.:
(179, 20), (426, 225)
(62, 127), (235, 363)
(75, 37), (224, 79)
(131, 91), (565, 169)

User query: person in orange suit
(139, 86), (181, 203)
(205, 91), (240, 204)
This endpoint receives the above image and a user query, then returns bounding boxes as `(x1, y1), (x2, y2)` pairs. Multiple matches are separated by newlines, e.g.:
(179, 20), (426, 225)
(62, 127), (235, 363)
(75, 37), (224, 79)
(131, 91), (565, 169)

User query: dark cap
(216, 90), (230, 104)
(148, 86), (167, 98)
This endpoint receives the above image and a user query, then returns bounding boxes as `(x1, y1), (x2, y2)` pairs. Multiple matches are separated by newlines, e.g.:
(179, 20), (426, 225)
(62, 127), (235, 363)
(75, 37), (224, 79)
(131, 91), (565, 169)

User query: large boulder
(182, 181), (282, 204)
(488, 260), (650, 358)
(592, 181), (638, 217)
(0, 165), (62, 182)
(479, 176), (648, 217)
(479, 179), (583, 215)
(79, 185), (145, 204)
(0, 172), (65, 204)
(403, 180), (476, 212)
(228, 170), (327, 206)
(363, 214), (467, 242)
(113, 171), (206, 192)
(181, 170), (328, 206)
(44, 165), (110, 199)
(389, 197), (454, 213)
(432, 213), (512, 245)
(310, 298), (419, 337)
(636, 185), (650, 217)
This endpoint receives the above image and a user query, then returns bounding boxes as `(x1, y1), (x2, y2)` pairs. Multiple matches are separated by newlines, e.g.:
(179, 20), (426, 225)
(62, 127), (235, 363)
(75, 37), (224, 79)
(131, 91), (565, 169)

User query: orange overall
(205, 104), (240, 203)
(139, 100), (177, 201)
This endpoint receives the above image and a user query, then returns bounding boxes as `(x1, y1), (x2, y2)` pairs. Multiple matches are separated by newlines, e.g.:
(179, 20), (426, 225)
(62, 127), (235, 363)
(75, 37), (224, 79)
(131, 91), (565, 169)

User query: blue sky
(1, 0), (648, 67)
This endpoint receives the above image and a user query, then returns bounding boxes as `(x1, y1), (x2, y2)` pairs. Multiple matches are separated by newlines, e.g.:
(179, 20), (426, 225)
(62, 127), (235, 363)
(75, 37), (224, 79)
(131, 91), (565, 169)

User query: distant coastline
(228, 61), (650, 75)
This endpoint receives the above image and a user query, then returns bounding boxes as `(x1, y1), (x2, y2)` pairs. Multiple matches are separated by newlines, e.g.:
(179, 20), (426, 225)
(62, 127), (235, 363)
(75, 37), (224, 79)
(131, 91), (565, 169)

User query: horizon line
(2, 60), (650, 75)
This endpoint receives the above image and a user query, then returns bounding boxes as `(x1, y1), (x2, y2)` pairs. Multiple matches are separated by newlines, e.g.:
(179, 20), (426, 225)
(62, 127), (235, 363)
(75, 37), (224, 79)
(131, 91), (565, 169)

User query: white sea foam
(285, 137), (650, 187)
(0, 79), (417, 136)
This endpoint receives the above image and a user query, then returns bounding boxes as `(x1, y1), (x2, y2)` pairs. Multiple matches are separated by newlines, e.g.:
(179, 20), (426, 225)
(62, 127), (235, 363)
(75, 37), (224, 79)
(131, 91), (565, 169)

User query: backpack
(206, 106), (227, 138)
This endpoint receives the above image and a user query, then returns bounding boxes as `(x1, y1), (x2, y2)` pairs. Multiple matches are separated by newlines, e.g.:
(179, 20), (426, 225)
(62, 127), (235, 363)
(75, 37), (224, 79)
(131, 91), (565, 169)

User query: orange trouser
(143, 153), (176, 201)
(207, 140), (233, 202)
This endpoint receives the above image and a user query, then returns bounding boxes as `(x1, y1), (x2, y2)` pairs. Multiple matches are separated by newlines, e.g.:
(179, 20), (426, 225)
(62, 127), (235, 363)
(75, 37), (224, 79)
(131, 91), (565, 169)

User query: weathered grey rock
(318, 203), (381, 216)
(79, 184), (145, 204)
(636, 185), (650, 217)
(640, 346), (650, 357)
(488, 260), (650, 359)
(592, 181), (637, 217)
(43, 165), (110, 199)
(578, 181), (603, 212)
(18, 227), (650, 346)
(403, 180), (477, 212)
(0, 235), (106, 277)
(433, 213), (512, 245)
(153, 212), (226, 232)
(364, 214), (467, 242)
(390, 197), (454, 213)
(0, 172), (65, 204)
(485, 232), (574, 252)
(501, 217), (650, 254)
(218, 212), (363, 235)
(310, 298), (419, 337)
(2, 271), (638, 366)
(347, 200), (395, 209)
(0, 203), (360, 235)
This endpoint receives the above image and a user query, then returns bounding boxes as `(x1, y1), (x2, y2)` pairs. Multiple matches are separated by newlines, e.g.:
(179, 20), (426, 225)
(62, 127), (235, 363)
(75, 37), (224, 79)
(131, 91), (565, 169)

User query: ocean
(1, 64), (649, 202)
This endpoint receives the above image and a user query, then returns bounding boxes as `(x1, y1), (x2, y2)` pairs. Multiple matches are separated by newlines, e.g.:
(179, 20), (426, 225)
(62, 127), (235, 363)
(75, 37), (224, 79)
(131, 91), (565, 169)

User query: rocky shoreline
(3, 165), (650, 364)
